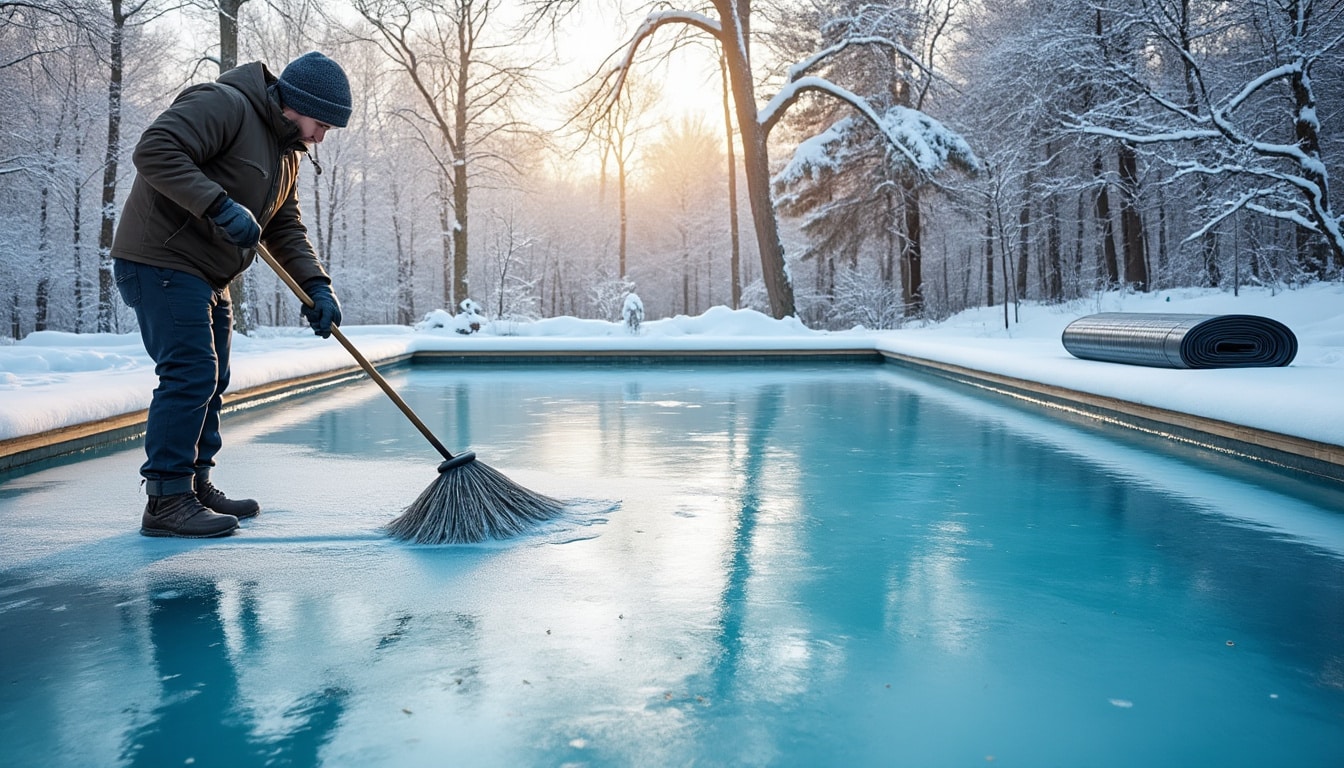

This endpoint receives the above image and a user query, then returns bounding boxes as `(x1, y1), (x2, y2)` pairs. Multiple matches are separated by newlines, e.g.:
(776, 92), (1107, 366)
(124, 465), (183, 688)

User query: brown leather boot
(141, 492), (239, 538)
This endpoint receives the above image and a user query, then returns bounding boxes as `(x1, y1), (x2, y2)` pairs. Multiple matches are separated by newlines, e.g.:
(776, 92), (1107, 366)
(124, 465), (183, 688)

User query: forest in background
(3, 0), (1342, 337)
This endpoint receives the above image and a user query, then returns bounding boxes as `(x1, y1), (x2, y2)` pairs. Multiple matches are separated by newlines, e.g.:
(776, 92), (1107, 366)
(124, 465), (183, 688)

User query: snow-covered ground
(1, 283), (1341, 448)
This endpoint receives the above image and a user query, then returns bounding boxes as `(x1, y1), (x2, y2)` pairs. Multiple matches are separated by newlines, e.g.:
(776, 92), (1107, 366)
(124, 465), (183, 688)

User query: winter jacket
(111, 62), (331, 291)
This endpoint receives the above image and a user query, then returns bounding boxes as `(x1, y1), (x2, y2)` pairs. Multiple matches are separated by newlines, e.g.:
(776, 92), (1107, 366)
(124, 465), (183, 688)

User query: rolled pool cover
(1061, 313), (1297, 369)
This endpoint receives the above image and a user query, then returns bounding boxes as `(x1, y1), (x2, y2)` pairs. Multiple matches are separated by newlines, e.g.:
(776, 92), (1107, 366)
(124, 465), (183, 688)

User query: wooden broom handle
(254, 243), (458, 462)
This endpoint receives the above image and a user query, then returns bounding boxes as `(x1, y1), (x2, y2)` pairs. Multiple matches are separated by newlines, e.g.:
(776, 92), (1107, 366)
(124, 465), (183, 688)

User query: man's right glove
(301, 280), (342, 339)
(208, 196), (261, 248)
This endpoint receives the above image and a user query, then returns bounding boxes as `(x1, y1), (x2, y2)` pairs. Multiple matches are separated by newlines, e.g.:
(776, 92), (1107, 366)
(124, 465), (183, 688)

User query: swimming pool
(2, 362), (1342, 766)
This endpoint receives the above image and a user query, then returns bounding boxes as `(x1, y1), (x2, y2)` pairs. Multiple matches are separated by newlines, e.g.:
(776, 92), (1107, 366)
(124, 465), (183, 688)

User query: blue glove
(301, 280), (342, 338)
(209, 196), (261, 248)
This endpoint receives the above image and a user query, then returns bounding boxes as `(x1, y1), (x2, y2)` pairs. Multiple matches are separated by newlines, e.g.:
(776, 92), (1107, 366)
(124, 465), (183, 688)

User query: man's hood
(216, 62), (303, 150)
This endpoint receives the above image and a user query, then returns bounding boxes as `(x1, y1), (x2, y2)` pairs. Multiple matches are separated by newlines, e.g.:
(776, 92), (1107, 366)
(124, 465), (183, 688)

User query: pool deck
(2, 345), (1341, 484)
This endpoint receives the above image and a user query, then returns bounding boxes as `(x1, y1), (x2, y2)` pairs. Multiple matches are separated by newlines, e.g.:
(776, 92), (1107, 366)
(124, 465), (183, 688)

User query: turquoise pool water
(1, 363), (1342, 767)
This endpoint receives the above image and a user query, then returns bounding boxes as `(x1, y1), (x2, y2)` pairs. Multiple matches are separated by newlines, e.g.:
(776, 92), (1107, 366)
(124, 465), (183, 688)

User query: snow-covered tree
(831, 264), (904, 329)
(768, 0), (978, 319)
(349, 0), (538, 310)
(1074, 0), (1344, 278)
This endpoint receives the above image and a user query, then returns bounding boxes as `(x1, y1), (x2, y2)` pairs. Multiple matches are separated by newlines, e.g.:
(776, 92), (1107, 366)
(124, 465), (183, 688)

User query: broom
(255, 244), (565, 544)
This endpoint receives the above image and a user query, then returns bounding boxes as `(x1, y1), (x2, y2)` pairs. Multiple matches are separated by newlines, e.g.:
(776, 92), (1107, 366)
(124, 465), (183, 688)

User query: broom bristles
(382, 459), (565, 544)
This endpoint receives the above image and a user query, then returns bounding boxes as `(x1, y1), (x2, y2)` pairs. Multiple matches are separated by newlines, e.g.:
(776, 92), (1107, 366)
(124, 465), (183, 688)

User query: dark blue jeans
(114, 259), (232, 492)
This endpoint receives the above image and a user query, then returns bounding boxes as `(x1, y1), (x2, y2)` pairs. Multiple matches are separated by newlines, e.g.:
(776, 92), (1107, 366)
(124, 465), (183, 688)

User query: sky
(546, 1), (730, 124)
(156, 1), (729, 153)
(2, 283), (1342, 451)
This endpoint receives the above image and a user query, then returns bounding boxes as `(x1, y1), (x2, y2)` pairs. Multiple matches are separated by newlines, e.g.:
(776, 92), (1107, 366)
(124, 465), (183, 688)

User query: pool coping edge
(878, 350), (1344, 483)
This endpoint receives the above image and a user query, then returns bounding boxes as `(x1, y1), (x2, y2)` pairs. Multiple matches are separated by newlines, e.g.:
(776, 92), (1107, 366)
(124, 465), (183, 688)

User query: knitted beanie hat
(277, 52), (352, 128)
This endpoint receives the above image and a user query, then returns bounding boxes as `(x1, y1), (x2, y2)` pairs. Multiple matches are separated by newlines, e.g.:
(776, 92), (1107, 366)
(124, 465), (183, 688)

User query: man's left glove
(208, 196), (261, 248)
(301, 280), (342, 339)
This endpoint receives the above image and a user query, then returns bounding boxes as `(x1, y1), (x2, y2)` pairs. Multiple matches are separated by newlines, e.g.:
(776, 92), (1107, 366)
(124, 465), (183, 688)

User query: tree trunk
(716, 2), (795, 318)
(73, 135), (86, 332)
(984, 206), (994, 307)
(452, 50), (471, 307)
(1155, 183), (1169, 288)
(96, 0), (125, 332)
(681, 229), (690, 313)
(1000, 206), (1013, 329)
(391, 176), (414, 324)
(901, 182), (923, 316)
(1117, 143), (1148, 291)
(1046, 192), (1062, 301)
(883, 189), (897, 284)
(1177, 0), (1220, 288)
(1016, 174), (1030, 301)
(720, 53), (741, 308)
(1092, 155), (1120, 286)
(735, 102), (793, 318)
(218, 0), (244, 72)
(311, 161), (325, 249)
(220, 0), (255, 332)
(816, 248), (828, 300)
(618, 148), (628, 279)
(1288, 54), (1342, 274)
(35, 175), (52, 332)
(1192, 177), (1221, 286)
(1074, 192), (1086, 297)
(318, 158), (334, 259)
(439, 179), (454, 310)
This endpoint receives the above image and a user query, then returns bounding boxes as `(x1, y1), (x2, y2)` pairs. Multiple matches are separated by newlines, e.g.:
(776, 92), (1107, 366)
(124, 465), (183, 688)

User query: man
(112, 51), (350, 538)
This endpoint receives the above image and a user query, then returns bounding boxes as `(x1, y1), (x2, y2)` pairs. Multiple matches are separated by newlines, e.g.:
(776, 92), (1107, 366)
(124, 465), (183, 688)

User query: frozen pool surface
(2, 363), (1343, 767)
